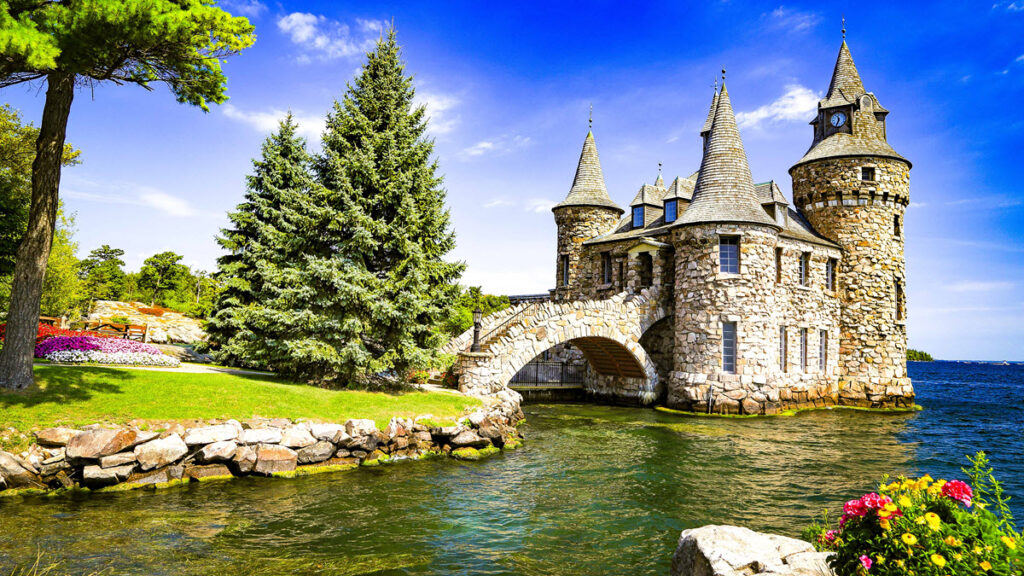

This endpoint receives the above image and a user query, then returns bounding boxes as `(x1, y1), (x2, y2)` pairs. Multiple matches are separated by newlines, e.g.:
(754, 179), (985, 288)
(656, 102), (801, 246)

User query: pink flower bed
(35, 335), (163, 358)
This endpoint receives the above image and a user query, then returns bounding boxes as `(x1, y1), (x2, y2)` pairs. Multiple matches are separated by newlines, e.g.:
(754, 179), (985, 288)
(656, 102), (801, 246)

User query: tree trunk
(0, 72), (75, 391)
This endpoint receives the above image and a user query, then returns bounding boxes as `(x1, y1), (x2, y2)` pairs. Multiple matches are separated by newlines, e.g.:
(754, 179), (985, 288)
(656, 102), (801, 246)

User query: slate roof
(664, 175), (697, 202)
(700, 90), (719, 136)
(820, 41), (865, 109)
(630, 183), (667, 207)
(780, 207), (840, 249)
(553, 131), (624, 213)
(793, 132), (908, 169)
(676, 85), (779, 228)
(755, 181), (788, 205)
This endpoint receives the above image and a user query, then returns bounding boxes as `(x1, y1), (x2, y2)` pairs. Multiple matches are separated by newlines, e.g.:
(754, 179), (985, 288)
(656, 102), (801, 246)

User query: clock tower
(789, 38), (914, 408)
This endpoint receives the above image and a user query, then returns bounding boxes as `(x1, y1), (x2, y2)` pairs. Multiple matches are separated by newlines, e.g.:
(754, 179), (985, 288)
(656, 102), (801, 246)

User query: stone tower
(669, 84), (783, 414)
(552, 130), (623, 300)
(789, 40), (914, 407)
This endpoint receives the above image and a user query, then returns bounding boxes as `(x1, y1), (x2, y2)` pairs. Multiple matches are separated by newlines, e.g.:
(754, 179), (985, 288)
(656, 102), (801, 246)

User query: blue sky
(2, 1), (1023, 360)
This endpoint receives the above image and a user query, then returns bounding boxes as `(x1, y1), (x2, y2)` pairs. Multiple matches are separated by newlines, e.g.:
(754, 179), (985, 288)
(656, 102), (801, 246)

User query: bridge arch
(456, 287), (669, 404)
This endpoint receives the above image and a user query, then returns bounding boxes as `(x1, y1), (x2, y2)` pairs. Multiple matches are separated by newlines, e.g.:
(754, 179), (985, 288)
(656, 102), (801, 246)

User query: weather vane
(588, 103), (593, 129)
(658, 162), (662, 175)
(842, 15), (846, 40)
(721, 68), (726, 83)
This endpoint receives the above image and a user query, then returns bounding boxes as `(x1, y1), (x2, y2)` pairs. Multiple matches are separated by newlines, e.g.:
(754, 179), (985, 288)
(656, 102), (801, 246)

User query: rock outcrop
(671, 525), (833, 576)
(88, 300), (207, 344)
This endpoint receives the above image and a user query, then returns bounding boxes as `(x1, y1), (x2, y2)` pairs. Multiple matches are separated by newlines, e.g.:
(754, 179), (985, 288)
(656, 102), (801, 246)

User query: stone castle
(454, 39), (914, 414)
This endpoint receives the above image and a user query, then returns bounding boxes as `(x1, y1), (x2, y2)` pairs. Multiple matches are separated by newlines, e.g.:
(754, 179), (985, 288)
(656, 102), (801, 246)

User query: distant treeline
(907, 349), (934, 362)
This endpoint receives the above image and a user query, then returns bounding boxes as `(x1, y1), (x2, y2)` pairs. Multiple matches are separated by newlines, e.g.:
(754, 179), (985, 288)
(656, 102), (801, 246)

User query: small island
(907, 349), (934, 361)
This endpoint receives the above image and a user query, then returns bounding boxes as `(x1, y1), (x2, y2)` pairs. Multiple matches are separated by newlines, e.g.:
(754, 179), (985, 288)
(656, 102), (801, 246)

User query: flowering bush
(35, 335), (178, 367)
(45, 350), (180, 367)
(805, 452), (1022, 575)
(0, 323), (114, 344)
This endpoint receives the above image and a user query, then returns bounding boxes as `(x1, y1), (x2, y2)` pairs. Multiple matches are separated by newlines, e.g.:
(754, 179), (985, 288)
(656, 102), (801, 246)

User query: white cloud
(222, 0), (266, 17)
(460, 134), (531, 158)
(64, 186), (196, 218)
(993, 1), (1024, 11)
(766, 6), (821, 31)
(277, 13), (386, 61)
(736, 84), (820, 129)
(947, 281), (1015, 293)
(484, 198), (515, 208)
(524, 198), (556, 213)
(414, 91), (460, 136)
(908, 202), (927, 208)
(221, 103), (325, 140)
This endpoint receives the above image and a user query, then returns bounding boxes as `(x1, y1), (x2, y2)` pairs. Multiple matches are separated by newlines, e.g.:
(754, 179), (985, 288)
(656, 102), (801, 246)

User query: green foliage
(78, 244), (126, 302)
(0, 0), (255, 110)
(208, 30), (464, 387)
(0, 104), (79, 276)
(440, 286), (511, 337)
(137, 251), (190, 307)
(805, 452), (1022, 575)
(908, 349), (934, 362)
(39, 212), (82, 318)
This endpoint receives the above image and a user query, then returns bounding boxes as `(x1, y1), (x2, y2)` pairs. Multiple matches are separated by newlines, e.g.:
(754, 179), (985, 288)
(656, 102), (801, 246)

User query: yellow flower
(916, 517), (927, 525)
(973, 546), (983, 555)
(879, 518), (891, 531)
(899, 496), (913, 508)
(876, 555), (885, 565)
(925, 512), (942, 531)
(902, 533), (919, 546)
(931, 553), (946, 567)
(980, 560), (992, 571)
(944, 536), (961, 547)
(884, 502), (899, 512)
(1001, 536), (1017, 550)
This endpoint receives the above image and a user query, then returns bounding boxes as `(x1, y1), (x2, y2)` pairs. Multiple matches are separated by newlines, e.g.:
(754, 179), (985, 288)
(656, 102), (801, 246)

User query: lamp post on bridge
(471, 308), (483, 353)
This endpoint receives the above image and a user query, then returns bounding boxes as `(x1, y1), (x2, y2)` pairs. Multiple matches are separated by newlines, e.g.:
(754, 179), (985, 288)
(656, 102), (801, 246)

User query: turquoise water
(0, 361), (1021, 575)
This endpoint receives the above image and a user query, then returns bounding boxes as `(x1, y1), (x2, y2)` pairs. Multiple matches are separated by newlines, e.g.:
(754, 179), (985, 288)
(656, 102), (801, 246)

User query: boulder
(384, 419), (408, 438)
(254, 444), (297, 476)
(199, 441), (237, 463)
(66, 428), (155, 460)
(279, 427), (316, 449)
(0, 450), (43, 489)
(230, 445), (257, 475)
(82, 464), (135, 487)
(185, 464), (232, 480)
(38, 456), (70, 477)
(345, 419), (377, 437)
(344, 433), (379, 453)
(297, 441), (336, 464)
(450, 430), (491, 449)
(670, 525), (833, 576)
(34, 427), (82, 447)
(99, 452), (137, 469)
(239, 427), (282, 445)
(184, 424), (238, 446)
(310, 423), (348, 443)
(134, 434), (188, 471)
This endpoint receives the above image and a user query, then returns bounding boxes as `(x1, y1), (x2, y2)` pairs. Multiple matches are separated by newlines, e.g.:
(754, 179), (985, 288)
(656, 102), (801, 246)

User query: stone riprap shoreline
(0, 390), (524, 495)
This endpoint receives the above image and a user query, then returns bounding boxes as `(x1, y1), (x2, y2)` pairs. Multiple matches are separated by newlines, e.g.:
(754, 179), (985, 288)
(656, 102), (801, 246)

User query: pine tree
(206, 114), (317, 368)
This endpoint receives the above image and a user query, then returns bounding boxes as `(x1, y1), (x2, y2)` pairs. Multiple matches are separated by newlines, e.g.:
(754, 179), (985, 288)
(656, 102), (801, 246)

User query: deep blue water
(0, 361), (1021, 575)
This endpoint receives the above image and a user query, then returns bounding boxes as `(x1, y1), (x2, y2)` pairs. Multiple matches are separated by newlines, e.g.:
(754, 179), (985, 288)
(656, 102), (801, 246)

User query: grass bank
(0, 365), (479, 453)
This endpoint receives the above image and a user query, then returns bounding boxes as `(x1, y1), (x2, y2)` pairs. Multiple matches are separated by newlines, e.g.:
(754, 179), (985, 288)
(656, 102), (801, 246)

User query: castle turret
(668, 83), (782, 414)
(552, 130), (623, 299)
(789, 39), (914, 408)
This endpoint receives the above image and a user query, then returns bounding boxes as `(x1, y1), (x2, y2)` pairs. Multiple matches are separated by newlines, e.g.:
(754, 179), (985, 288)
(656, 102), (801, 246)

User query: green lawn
(0, 365), (479, 452)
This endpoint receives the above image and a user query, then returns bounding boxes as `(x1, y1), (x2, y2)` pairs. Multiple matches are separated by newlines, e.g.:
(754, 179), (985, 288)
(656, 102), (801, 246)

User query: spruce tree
(302, 28), (463, 385)
(206, 114), (317, 368)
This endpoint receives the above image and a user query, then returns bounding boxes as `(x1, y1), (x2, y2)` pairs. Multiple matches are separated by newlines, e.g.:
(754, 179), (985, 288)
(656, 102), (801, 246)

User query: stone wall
(553, 206), (623, 300)
(792, 156), (913, 407)
(0, 397), (524, 495)
(667, 224), (844, 415)
(89, 301), (206, 344)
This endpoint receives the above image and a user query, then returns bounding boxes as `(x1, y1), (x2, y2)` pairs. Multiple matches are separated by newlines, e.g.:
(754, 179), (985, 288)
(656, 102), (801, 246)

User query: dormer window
(632, 206), (644, 229)
(861, 167), (876, 181)
(775, 204), (787, 227)
(664, 200), (678, 223)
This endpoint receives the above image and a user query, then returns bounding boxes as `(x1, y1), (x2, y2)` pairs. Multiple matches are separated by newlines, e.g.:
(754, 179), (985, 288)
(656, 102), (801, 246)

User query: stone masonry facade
(455, 40), (914, 414)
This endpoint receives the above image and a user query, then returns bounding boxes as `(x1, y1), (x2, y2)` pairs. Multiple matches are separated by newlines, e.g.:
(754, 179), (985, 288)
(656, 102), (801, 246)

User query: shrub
(409, 370), (429, 385)
(804, 452), (1022, 575)
(109, 315), (131, 324)
(0, 323), (113, 344)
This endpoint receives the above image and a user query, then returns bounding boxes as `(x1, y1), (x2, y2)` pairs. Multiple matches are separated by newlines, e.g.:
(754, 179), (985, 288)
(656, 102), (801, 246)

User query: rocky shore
(0, 390), (524, 495)
(672, 525), (832, 576)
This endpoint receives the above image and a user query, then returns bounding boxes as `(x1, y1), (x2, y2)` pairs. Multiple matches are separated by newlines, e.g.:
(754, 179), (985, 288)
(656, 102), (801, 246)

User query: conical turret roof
(821, 41), (865, 108)
(678, 85), (778, 228)
(553, 131), (623, 213)
(700, 89), (719, 135)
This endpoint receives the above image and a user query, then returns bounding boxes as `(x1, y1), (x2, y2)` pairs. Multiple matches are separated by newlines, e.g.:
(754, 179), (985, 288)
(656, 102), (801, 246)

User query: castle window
(799, 253), (810, 286)
(775, 248), (783, 284)
(722, 321), (737, 373)
(719, 236), (740, 274)
(861, 167), (876, 181)
(826, 258), (837, 291)
(601, 252), (612, 285)
(618, 260), (625, 289)
(819, 330), (828, 372)
(800, 328), (808, 372)
(664, 200), (678, 223)
(896, 280), (905, 321)
(632, 206), (644, 229)
(779, 326), (787, 372)
(894, 214), (901, 237)
(561, 255), (569, 287)
(638, 252), (653, 288)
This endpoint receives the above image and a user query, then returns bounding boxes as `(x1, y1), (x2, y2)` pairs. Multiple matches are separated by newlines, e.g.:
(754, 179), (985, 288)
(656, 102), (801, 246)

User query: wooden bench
(38, 316), (61, 327)
(82, 321), (148, 341)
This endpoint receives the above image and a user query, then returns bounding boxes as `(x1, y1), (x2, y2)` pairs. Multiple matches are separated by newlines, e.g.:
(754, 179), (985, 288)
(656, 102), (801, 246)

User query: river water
(1, 361), (1022, 575)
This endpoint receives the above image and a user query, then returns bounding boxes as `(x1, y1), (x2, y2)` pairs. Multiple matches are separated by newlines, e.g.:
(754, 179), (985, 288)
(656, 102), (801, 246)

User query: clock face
(830, 112), (847, 127)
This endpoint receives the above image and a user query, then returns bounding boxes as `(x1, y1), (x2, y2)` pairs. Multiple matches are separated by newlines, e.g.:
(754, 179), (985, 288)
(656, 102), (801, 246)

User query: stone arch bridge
(450, 287), (670, 405)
